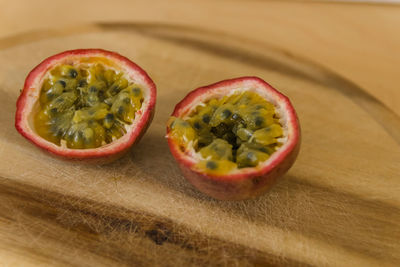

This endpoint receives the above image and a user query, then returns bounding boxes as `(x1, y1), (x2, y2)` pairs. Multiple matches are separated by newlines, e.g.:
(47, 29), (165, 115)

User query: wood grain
(0, 23), (399, 266)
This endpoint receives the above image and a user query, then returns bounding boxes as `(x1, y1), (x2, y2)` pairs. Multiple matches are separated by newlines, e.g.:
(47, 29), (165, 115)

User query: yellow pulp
(34, 63), (143, 149)
(168, 91), (283, 174)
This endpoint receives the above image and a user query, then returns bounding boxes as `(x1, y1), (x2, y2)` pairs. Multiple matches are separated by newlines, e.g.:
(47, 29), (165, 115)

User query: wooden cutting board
(0, 23), (399, 266)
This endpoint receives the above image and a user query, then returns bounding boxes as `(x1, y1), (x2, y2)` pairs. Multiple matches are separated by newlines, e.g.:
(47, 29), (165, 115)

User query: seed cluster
(34, 63), (143, 149)
(168, 91), (283, 173)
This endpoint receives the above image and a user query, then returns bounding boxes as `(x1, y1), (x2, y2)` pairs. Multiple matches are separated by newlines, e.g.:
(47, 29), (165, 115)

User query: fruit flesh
(168, 91), (284, 174)
(34, 62), (144, 149)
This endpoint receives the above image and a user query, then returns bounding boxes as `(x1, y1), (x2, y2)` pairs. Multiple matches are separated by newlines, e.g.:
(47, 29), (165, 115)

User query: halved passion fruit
(15, 49), (156, 163)
(166, 77), (300, 200)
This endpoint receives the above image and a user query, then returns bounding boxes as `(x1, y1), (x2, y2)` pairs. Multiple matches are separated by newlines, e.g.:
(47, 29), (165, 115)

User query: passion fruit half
(16, 49), (156, 163)
(166, 77), (300, 200)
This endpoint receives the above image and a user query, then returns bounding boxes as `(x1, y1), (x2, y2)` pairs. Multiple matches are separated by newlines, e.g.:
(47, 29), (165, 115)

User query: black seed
(232, 113), (239, 120)
(193, 121), (201, 130)
(69, 69), (78, 78)
(202, 114), (210, 123)
(118, 106), (124, 114)
(223, 132), (236, 146)
(49, 108), (58, 114)
(132, 87), (141, 96)
(211, 123), (229, 138)
(89, 86), (98, 93)
(206, 161), (218, 170)
(78, 79), (87, 87)
(221, 109), (232, 119)
(232, 148), (238, 161)
(110, 85), (120, 95)
(105, 113), (114, 121)
(255, 117), (264, 127)
(123, 98), (131, 104)
(57, 80), (66, 88)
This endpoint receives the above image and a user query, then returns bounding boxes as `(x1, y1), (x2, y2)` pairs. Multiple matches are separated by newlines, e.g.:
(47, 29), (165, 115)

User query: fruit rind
(167, 77), (300, 200)
(15, 49), (156, 163)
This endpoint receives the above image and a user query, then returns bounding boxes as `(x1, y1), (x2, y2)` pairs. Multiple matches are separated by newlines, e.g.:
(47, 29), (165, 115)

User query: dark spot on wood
(145, 227), (170, 245)
(252, 177), (261, 185)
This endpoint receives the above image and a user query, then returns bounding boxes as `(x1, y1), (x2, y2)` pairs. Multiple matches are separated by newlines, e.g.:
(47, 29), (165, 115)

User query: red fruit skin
(167, 77), (301, 200)
(15, 49), (156, 164)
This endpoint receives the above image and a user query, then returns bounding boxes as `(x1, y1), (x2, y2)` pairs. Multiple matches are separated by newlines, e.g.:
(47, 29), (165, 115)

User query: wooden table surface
(0, 1), (399, 266)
